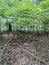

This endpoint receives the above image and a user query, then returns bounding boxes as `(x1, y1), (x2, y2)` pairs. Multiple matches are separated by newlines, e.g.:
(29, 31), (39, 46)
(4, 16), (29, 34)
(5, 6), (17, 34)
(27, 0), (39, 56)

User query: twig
(19, 44), (48, 65)
(0, 36), (15, 64)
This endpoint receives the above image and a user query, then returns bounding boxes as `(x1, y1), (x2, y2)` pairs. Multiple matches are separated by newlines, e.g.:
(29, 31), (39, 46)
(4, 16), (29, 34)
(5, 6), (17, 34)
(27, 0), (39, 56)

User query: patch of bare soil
(0, 31), (49, 65)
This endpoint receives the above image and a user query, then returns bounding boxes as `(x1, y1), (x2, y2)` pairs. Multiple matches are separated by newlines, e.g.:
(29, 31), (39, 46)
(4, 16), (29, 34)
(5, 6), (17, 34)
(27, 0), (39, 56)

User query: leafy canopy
(0, 0), (49, 31)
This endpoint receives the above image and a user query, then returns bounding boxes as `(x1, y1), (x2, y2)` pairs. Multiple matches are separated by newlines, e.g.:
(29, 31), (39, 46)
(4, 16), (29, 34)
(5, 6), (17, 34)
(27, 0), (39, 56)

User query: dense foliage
(0, 0), (49, 32)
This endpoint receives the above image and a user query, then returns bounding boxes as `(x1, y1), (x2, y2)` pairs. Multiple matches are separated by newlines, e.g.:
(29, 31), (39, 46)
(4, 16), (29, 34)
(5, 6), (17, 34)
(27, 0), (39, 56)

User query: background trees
(0, 0), (49, 32)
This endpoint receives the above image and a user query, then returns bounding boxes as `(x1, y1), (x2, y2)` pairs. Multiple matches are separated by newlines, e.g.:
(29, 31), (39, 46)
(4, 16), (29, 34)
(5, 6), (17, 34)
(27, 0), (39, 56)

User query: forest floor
(0, 31), (49, 65)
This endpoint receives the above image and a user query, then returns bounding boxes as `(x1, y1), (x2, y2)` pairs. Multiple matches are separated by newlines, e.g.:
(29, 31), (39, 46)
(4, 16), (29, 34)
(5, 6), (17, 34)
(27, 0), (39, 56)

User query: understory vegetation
(0, 0), (49, 32)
